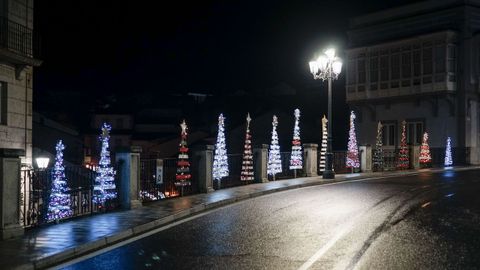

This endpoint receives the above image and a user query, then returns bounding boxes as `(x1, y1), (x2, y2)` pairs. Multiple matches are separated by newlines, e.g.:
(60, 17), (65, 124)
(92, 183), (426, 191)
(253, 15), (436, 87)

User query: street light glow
(36, 157), (50, 170)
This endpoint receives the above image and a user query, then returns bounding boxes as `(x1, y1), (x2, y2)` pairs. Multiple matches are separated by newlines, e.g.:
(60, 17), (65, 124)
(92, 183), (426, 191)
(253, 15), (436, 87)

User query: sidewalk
(1, 166), (477, 270)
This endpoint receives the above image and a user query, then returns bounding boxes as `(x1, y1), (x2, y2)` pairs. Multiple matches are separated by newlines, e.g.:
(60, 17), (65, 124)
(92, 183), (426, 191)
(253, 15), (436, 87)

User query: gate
(139, 158), (195, 202)
(20, 166), (97, 228)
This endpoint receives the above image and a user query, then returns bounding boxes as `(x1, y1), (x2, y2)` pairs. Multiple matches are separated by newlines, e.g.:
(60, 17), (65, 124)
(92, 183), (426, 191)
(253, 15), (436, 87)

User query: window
(380, 56), (389, 81)
(382, 123), (396, 147)
(401, 52), (411, 79)
(434, 45), (446, 73)
(422, 47), (433, 75)
(370, 57), (378, 83)
(347, 60), (356, 85)
(391, 54), (400, 80)
(406, 121), (424, 145)
(447, 45), (456, 73)
(0, 82), (6, 125)
(413, 50), (421, 77)
(358, 59), (366, 84)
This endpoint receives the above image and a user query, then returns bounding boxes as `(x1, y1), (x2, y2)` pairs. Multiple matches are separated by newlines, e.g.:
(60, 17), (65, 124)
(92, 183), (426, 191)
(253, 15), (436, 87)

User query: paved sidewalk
(1, 166), (477, 270)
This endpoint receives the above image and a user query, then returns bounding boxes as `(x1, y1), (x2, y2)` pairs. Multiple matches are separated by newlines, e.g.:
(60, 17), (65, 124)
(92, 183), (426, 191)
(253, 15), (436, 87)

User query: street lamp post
(309, 48), (342, 179)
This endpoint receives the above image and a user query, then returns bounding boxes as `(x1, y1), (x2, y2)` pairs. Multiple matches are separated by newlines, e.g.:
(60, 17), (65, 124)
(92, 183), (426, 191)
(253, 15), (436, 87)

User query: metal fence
(20, 166), (99, 228)
(139, 158), (197, 202)
(0, 16), (39, 57)
(214, 154), (244, 189)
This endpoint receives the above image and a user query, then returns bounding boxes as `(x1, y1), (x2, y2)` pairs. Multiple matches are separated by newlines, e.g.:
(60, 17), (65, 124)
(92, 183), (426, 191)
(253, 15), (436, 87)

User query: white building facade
(346, 0), (480, 164)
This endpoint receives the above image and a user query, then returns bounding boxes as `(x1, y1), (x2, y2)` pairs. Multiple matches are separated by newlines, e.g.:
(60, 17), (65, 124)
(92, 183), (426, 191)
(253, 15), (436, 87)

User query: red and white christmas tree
(289, 109), (303, 170)
(175, 120), (191, 190)
(346, 111), (360, 169)
(240, 113), (254, 182)
(396, 120), (409, 169)
(419, 132), (432, 166)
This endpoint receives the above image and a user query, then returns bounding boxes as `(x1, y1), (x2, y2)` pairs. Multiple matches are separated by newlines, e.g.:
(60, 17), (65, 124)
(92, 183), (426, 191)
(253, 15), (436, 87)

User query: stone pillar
(193, 145), (214, 193)
(115, 148), (142, 210)
(253, 144), (268, 183)
(0, 149), (24, 239)
(303, 143), (318, 177)
(410, 145), (421, 169)
(359, 145), (372, 172)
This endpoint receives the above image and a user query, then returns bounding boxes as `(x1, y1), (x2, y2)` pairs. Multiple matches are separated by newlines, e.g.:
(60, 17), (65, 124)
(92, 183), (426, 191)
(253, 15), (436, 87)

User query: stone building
(346, 0), (480, 164)
(0, 0), (41, 166)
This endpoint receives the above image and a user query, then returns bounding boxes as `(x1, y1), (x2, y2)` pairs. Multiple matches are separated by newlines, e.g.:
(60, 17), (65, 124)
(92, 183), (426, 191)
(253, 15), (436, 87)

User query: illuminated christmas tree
(47, 140), (72, 221)
(346, 111), (360, 170)
(213, 113), (229, 181)
(241, 113), (254, 182)
(444, 136), (453, 166)
(373, 121), (384, 171)
(396, 120), (409, 169)
(93, 123), (117, 206)
(419, 132), (432, 166)
(175, 120), (191, 191)
(289, 109), (303, 172)
(319, 115), (327, 173)
(267, 115), (282, 180)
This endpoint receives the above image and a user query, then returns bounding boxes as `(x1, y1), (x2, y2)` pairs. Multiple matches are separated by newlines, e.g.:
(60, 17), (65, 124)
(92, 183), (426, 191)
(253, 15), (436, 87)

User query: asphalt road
(58, 169), (480, 270)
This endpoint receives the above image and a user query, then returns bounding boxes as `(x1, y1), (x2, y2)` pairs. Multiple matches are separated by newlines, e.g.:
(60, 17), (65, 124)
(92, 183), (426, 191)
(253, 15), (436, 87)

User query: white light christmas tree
(267, 115), (282, 179)
(444, 136), (453, 166)
(289, 109), (303, 171)
(213, 113), (229, 181)
(47, 140), (72, 221)
(346, 111), (360, 169)
(373, 121), (384, 171)
(93, 123), (117, 206)
(319, 115), (327, 173)
(241, 113), (254, 182)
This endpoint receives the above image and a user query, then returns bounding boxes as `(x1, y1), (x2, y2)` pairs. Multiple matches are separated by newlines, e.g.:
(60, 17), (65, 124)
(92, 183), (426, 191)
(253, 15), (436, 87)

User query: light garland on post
(240, 113), (254, 182)
(47, 140), (72, 222)
(213, 114), (229, 185)
(93, 123), (117, 207)
(267, 115), (282, 180)
(289, 109), (303, 176)
(346, 111), (360, 170)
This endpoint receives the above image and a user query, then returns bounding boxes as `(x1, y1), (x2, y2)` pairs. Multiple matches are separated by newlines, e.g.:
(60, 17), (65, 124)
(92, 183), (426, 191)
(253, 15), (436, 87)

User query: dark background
(32, 0), (419, 149)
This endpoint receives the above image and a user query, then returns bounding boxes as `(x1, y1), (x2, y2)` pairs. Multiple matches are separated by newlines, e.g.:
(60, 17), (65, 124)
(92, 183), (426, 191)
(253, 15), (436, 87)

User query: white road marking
(297, 219), (357, 270)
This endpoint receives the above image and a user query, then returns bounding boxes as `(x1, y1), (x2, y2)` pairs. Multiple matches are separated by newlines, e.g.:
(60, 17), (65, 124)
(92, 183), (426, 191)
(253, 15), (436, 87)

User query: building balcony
(0, 16), (41, 73)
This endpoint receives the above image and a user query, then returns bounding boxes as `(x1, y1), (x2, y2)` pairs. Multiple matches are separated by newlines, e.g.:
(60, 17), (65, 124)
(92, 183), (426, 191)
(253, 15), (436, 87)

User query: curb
(23, 166), (480, 269)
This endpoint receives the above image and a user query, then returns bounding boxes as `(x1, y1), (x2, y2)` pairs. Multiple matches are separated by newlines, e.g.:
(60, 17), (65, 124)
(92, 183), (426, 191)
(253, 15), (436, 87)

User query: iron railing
(20, 166), (98, 228)
(0, 16), (39, 58)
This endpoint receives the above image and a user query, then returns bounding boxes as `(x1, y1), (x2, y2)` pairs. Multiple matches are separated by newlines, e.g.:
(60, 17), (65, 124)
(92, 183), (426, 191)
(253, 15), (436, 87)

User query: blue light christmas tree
(213, 114), (229, 182)
(444, 136), (453, 166)
(93, 123), (117, 206)
(289, 109), (303, 171)
(267, 115), (282, 180)
(47, 140), (72, 221)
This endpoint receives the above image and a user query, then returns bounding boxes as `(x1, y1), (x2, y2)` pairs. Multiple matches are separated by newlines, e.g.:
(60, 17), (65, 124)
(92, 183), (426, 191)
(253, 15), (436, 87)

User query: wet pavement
(58, 169), (480, 270)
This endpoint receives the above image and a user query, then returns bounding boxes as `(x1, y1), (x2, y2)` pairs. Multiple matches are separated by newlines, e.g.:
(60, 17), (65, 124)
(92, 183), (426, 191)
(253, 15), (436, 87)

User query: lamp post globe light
(309, 48), (342, 179)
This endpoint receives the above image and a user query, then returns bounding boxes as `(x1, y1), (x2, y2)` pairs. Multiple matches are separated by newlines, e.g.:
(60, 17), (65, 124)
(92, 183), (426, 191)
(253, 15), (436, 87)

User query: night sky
(32, 0), (419, 148)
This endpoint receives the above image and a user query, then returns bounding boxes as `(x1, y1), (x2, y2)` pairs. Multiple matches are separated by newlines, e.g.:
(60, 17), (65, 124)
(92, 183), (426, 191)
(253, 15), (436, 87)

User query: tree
(419, 132), (432, 166)
(289, 109), (303, 173)
(373, 121), (384, 171)
(444, 136), (453, 166)
(319, 115), (327, 173)
(241, 113), (254, 182)
(346, 111), (360, 170)
(175, 120), (192, 193)
(93, 123), (117, 207)
(213, 113), (229, 182)
(396, 120), (409, 169)
(47, 140), (72, 222)
(267, 115), (282, 180)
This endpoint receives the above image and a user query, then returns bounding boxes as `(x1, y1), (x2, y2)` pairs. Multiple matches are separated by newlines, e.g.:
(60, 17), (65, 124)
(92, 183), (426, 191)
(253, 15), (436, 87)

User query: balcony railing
(0, 16), (38, 58)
